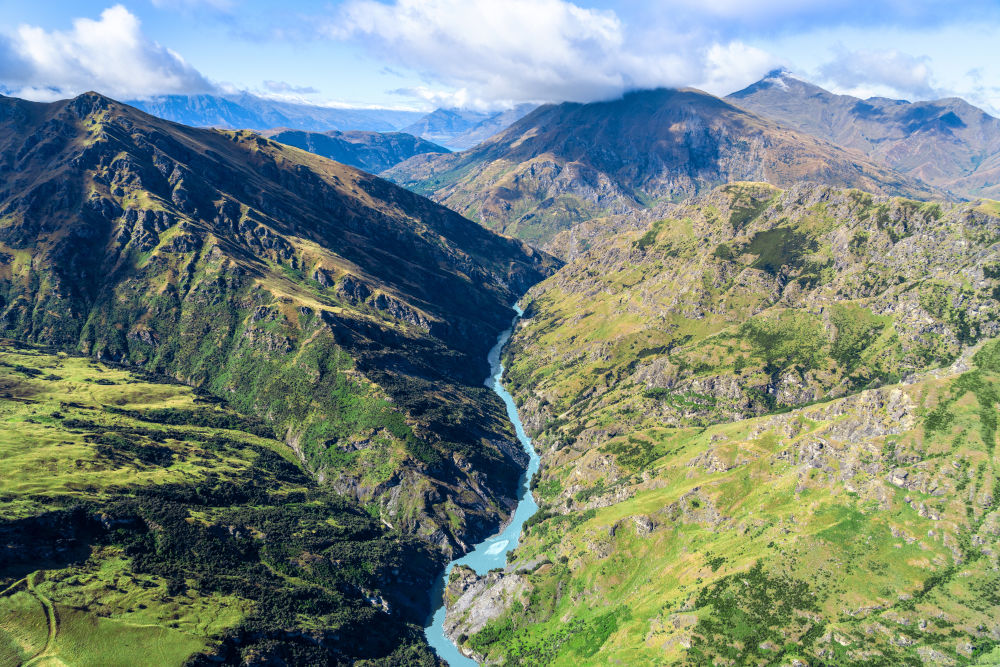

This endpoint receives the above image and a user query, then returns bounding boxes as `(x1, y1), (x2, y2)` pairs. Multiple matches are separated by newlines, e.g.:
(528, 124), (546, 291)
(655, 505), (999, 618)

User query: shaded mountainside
(728, 70), (1000, 198)
(385, 88), (940, 252)
(261, 128), (449, 174)
(0, 91), (559, 557)
(441, 184), (1000, 665)
(0, 346), (443, 665)
(125, 92), (423, 132)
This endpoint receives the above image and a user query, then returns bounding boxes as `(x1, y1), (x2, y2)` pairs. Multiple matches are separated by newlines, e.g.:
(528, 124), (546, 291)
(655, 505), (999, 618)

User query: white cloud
(818, 48), (935, 99)
(697, 42), (784, 96)
(649, 0), (1000, 30)
(0, 5), (214, 101)
(330, 0), (776, 107)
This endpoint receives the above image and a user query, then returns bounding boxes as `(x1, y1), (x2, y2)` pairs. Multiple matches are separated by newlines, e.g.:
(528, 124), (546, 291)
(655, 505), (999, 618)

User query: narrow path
(22, 571), (57, 667)
(0, 576), (27, 598)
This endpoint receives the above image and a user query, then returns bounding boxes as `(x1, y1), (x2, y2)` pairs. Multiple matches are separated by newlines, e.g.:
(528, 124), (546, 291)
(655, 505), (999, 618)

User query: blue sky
(1, 0), (998, 114)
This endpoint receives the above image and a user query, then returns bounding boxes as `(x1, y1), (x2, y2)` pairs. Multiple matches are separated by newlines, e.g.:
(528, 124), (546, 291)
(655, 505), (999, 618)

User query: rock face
(444, 565), (530, 660)
(261, 128), (449, 173)
(0, 90), (560, 552)
(385, 88), (940, 251)
(728, 70), (1000, 199)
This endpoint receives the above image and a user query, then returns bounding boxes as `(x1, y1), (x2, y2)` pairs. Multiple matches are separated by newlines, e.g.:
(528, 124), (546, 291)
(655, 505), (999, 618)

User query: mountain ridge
(260, 127), (450, 173)
(384, 87), (943, 253)
(0, 89), (559, 550)
(727, 70), (1000, 198)
(124, 92), (425, 132)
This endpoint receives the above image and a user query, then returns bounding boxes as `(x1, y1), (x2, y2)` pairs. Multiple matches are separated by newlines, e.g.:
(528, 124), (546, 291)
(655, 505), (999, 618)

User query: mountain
(445, 103), (539, 150)
(400, 104), (537, 150)
(728, 70), (1000, 198)
(385, 88), (940, 253)
(0, 91), (557, 662)
(126, 92), (424, 132)
(260, 128), (449, 173)
(441, 183), (1000, 665)
(400, 108), (494, 147)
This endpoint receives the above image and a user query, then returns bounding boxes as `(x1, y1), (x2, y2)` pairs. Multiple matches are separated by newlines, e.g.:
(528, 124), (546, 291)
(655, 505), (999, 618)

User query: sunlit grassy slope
(0, 343), (441, 665)
(453, 339), (1000, 666)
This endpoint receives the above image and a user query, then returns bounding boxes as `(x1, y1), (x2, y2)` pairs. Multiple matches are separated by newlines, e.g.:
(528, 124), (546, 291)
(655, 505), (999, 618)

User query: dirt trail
(21, 571), (57, 667)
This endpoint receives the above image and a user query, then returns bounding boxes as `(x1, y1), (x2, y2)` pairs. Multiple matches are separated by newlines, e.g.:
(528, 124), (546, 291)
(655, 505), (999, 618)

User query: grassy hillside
(505, 184), (1000, 450)
(0, 342), (443, 665)
(448, 341), (1000, 665)
(441, 184), (1000, 665)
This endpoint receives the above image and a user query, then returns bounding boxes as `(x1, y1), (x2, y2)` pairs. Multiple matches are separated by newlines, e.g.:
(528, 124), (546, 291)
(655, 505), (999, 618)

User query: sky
(0, 0), (998, 115)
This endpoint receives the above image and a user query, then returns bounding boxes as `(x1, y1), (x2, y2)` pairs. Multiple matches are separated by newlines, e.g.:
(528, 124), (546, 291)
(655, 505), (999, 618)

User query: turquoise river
(424, 306), (540, 665)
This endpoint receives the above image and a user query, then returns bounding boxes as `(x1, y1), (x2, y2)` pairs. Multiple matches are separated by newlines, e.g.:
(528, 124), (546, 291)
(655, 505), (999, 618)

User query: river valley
(424, 306), (540, 665)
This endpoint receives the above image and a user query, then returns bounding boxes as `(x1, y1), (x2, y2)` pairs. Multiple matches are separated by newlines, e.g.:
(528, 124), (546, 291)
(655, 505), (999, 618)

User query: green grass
(462, 183), (1000, 665)
(0, 344), (441, 665)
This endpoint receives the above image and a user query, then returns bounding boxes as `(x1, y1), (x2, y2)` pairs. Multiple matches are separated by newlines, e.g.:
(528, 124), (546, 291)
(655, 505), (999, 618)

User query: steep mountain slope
(126, 92), (423, 132)
(0, 345), (442, 665)
(728, 70), (1000, 198)
(441, 184), (1000, 664)
(385, 88), (940, 252)
(0, 91), (558, 557)
(261, 128), (449, 173)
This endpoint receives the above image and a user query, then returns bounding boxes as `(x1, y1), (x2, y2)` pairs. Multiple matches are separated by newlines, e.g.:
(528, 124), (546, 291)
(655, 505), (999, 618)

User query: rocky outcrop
(444, 565), (530, 658)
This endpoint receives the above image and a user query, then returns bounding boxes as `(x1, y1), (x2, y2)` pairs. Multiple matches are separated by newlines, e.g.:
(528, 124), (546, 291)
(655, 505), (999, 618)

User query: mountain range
(728, 69), (1000, 198)
(399, 104), (538, 150)
(125, 93), (536, 150)
(126, 92), (425, 132)
(0, 90), (556, 663)
(260, 128), (449, 173)
(2, 66), (1000, 667)
(385, 87), (941, 252)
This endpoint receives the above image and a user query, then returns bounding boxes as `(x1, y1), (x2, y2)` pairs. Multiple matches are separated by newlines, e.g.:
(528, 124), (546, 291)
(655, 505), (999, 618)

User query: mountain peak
(386, 84), (937, 253)
(728, 69), (819, 100)
(763, 67), (795, 80)
(726, 74), (1000, 197)
(61, 90), (119, 118)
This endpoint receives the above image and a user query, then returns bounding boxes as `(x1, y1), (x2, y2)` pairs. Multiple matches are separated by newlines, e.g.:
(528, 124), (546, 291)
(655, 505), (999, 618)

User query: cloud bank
(329, 0), (1000, 109)
(330, 0), (781, 108)
(0, 5), (214, 102)
(819, 48), (935, 99)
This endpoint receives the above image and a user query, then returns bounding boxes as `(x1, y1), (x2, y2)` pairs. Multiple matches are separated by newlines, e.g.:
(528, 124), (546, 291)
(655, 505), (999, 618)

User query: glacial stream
(424, 306), (540, 666)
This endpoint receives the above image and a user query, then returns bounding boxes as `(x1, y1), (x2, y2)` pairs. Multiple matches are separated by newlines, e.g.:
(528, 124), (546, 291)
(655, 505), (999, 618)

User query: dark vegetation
(0, 376), (445, 665)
